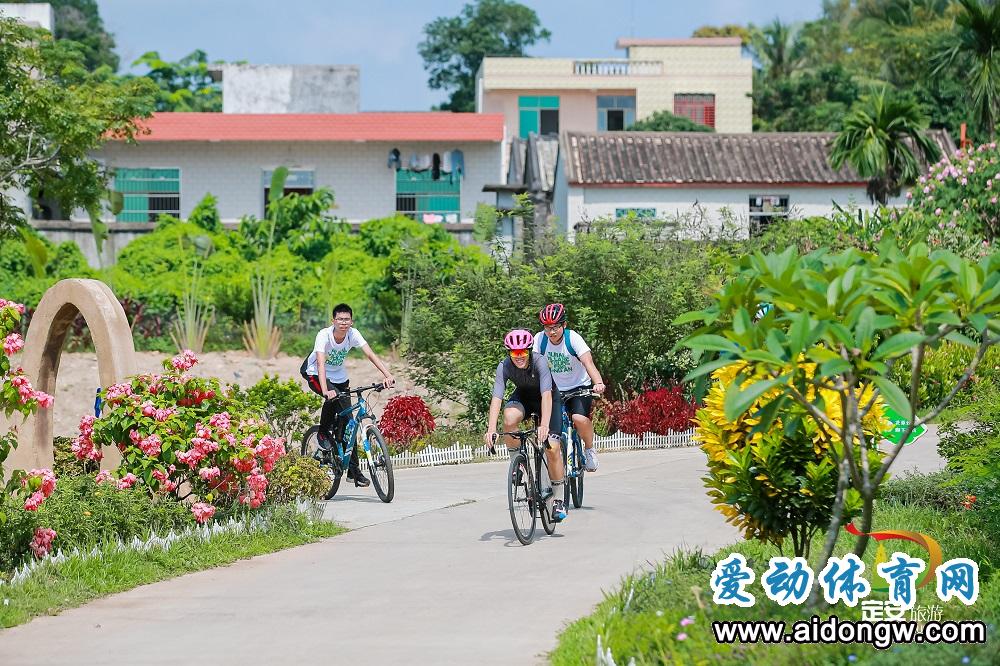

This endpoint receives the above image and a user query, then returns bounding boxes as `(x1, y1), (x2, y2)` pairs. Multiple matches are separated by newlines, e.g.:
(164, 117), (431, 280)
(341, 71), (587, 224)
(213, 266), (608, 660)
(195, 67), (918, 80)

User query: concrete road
(0, 437), (944, 666)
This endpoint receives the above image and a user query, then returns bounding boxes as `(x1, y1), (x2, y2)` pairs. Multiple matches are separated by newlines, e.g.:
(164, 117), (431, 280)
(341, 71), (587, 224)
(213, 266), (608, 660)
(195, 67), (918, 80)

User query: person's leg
(568, 391), (598, 471)
(307, 375), (337, 449)
(502, 403), (526, 450)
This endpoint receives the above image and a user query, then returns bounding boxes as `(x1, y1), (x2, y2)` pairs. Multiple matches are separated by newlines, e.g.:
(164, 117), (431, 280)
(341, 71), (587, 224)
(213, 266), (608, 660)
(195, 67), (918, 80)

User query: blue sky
(98, 0), (823, 111)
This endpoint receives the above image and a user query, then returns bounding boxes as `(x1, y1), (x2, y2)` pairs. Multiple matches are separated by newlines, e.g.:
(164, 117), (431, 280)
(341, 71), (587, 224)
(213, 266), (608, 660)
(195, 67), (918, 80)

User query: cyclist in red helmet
(535, 304), (606, 472)
(484, 329), (567, 521)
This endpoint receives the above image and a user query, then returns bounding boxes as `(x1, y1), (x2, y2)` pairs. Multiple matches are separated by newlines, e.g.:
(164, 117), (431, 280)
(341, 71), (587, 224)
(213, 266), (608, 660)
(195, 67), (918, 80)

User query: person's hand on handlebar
(593, 382), (606, 396)
(484, 430), (498, 447)
(382, 374), (396, 389)
(323, 387), (340, 400)
(537, 424), (549, 443)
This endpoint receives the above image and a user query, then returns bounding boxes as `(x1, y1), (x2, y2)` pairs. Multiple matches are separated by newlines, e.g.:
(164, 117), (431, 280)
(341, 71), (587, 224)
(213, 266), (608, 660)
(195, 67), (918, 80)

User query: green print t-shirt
(532, 330), (592, 391)
(306, 326), (368, 384)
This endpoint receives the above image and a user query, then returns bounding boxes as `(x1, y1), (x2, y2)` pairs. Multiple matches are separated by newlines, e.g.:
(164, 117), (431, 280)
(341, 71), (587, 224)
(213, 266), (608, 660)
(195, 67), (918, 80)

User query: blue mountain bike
(301, 383), (394, 503)
(560, 387), (594, 510)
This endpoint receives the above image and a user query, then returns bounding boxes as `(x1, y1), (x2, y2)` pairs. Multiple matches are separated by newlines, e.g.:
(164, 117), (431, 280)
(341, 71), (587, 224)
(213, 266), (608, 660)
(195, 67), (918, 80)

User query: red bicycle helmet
(504, 329), (534, 351)
(539, 303), (566, 326)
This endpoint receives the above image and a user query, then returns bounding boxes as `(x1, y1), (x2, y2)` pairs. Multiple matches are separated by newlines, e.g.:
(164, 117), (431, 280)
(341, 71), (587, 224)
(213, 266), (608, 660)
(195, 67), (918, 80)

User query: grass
(551, 502), (1000, 665)
(0, 509), (343, 629)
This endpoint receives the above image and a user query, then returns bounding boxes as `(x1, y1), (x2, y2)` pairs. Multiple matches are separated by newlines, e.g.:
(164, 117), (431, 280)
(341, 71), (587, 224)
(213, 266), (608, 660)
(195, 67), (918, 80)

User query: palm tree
(934, 0), (1000, 139)
(829, 88), (941, 204)
(752, 18), (805, 82)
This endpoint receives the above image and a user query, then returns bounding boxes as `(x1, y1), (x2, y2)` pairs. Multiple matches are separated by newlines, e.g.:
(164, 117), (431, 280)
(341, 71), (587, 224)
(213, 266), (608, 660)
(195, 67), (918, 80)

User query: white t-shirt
(533, 330), (592, 391)
(305, 327), (368, 384)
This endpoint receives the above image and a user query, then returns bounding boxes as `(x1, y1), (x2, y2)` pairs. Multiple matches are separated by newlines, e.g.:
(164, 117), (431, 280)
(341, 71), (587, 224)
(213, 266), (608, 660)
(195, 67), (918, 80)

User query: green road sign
(882, 407), (927, 445)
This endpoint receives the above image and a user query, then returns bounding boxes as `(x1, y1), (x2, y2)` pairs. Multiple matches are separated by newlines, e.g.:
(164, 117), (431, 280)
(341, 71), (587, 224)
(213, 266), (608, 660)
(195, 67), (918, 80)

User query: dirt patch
(23, 350), (460, 437)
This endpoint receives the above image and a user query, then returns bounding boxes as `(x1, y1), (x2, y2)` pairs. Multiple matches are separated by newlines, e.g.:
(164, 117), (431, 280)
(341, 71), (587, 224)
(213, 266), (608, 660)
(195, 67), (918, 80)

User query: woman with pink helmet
(484, 329), (567, 522)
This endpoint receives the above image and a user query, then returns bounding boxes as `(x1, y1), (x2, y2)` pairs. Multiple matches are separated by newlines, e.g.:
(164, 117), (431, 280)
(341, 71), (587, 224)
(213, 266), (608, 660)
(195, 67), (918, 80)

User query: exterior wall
(478, 44), (752, 137)
(0, 3), (54, 30)
(625, 45), (752, 133)
(91, 140), (503, 224)
(219, 64), (360, 114)
(564, 184), (877, 241)
(482, 88), (635, 137)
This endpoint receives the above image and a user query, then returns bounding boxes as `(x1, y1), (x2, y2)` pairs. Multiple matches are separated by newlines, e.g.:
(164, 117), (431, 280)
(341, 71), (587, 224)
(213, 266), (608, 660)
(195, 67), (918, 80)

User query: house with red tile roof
(88, 111), (504, 225)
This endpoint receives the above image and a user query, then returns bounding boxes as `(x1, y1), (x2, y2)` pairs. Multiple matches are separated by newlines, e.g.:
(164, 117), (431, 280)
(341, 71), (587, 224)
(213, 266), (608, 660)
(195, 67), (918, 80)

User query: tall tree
(934, 0), (1000, 139)
(131, 50), (222, 112)
(0, 18), (155, 235)
(751, 18), (806, 82)
(24, 0), (118, 71)
(829, 88), (941, 204)
(419, 0), (550, 112)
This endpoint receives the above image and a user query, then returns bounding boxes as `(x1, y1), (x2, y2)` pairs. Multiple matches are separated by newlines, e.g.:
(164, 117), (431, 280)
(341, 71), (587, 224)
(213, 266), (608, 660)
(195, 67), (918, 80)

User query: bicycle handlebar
(561, 387), (600, 400)
(324, 383), (387, 400)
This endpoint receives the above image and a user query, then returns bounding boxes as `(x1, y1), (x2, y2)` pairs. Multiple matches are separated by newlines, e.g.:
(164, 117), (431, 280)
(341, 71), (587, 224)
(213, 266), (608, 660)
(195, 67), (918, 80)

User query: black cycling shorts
(563, 384), (594, 419)
(505, 389), (562, 435)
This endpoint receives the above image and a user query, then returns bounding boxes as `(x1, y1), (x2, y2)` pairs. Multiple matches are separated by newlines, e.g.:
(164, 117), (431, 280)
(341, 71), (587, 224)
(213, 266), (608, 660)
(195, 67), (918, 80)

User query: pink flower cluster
(171, 350), (199, 372)
(198, 466), (221, 482)
(0, 298), (26, 314)
(72, 415), (103, 462)
(241, 472), (269, 508)
(3, 332), (24, 356)
(104, 382), (134, 404)
(140, 401), (177, 423)
(9, 372), (53, 407)
(116, 473), (138, 490)
(138, 433), (162, 457)
(255, 435), (285, 473)
(151, 468), (178, 492)
(29, 527), (57, 559)
(191, 502), (215, 524)
(95, 470), (113, 484)
(21, 468), (57, 511)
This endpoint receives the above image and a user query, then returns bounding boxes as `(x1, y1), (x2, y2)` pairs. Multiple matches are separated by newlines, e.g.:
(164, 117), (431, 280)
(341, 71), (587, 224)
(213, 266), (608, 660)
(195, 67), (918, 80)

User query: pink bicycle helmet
(504, 329), (534, 351)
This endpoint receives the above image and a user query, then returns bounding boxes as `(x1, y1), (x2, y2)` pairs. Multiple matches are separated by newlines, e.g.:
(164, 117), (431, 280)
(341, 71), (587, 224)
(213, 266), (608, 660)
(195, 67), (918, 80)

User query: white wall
(93, 141), (503, 223)
(0, 3), (53, 30)
(565, 184), (877, 240)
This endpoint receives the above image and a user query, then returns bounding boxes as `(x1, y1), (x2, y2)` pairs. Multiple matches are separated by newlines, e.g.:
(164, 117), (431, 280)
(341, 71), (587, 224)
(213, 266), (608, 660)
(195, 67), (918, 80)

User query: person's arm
(485, 397), (503, 446)
(579, 351), (606, 395)
(315, 352), (335, 398)
(361, 345), (396, 388)
(485, 362), (507, 445)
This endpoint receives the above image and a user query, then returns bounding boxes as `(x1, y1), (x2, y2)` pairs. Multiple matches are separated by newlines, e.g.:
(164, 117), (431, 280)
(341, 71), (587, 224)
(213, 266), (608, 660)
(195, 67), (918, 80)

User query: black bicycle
(495, 424), (558, 545)
(301, 383), (394, 503)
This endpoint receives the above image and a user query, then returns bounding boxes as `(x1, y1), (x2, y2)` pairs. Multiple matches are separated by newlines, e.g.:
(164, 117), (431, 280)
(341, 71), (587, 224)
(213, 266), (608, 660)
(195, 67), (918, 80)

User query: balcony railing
(572, 59), (662, 76)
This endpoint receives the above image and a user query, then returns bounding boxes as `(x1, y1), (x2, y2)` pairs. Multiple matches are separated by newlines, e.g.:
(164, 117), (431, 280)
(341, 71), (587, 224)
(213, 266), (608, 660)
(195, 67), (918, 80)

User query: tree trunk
(807, 456), (850, 608)
(852, 492), (875, 560)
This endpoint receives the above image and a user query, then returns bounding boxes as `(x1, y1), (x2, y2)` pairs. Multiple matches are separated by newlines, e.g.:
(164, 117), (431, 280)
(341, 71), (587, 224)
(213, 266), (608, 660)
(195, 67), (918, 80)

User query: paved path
(0, 434), (945, 666)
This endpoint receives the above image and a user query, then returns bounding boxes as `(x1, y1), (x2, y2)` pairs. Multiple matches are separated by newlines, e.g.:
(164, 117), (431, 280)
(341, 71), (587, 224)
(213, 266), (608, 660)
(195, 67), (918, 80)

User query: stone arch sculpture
(7, 279), (136, 472)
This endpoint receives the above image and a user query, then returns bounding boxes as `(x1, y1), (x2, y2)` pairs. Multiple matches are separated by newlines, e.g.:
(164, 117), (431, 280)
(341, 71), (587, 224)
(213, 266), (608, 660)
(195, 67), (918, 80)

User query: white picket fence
(389, 428), (697, 470)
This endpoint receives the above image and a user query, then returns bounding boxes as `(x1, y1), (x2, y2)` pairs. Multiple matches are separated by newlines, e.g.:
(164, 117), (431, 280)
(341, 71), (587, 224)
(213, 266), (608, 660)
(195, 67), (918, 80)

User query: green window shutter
(395, 168), (460, 219)
(539, 96), (560, 109)
(113, 167), (180, 222)
(519, 109), (539, 138)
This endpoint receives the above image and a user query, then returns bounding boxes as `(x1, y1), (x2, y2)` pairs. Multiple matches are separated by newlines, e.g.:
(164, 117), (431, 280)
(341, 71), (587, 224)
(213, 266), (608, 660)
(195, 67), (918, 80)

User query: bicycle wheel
(571, 435), (585, 509)
(302, 425), (341, 500)
(508, 451), (536, 545)
(364, 425), (394, 503)
(537, 448), (556, 536)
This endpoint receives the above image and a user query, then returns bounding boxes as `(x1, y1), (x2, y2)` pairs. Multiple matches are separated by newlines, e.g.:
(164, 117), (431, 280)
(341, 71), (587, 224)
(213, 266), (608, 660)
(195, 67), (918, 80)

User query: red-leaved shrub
(612, 386), (698, 440)
(378, 395), (436, 449)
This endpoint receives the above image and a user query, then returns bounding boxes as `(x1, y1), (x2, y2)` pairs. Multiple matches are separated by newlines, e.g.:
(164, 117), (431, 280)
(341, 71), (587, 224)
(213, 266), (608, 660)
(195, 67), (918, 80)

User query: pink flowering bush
(29, 527), (57, 558)
(906, 142), (1000, 258)
(77, 350), (287, 520)
(0, 298), (57, 524)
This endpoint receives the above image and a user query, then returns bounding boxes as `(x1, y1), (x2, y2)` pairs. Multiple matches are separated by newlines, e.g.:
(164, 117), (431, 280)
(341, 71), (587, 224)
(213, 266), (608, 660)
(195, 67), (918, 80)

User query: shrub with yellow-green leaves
(695, 362), (890, 558)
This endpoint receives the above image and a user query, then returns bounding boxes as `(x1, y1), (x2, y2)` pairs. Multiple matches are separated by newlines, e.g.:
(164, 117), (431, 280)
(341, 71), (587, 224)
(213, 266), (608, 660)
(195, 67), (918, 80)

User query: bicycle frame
(561, 408), (585, 480)
(324, 385), (382, 470)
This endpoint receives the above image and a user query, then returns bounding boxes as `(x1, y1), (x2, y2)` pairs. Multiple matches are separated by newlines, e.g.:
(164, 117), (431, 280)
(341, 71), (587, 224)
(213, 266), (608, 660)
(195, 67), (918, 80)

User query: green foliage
(753, 63), (862, 131)
(131, 49), (222, 112)
(691, 24), (752, 44)
(939, 387), (1000, 526)
(934, 0), (1000, 139)
(681, 242), (1000, 564)
(626, 110), (714, 133)
(418, 0), (550, 111)
(266, 454), (331, 502)
(411, 425), (482, 452)
(552, 502), (1000, 666)
(238, 188), (342, 261)
(0, 17), (156, 236)
(0, 476), (192, 572)
(406, 219), (721, 422)
(879, 469), (970, 511)
(889, 341), (1000, 410)
(230, 375), (321, 445)
(24, 0), (119, 71)
(0, 229), (94, 308)
(188, 193), (222, 233)
(829, 87), (941, 203)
